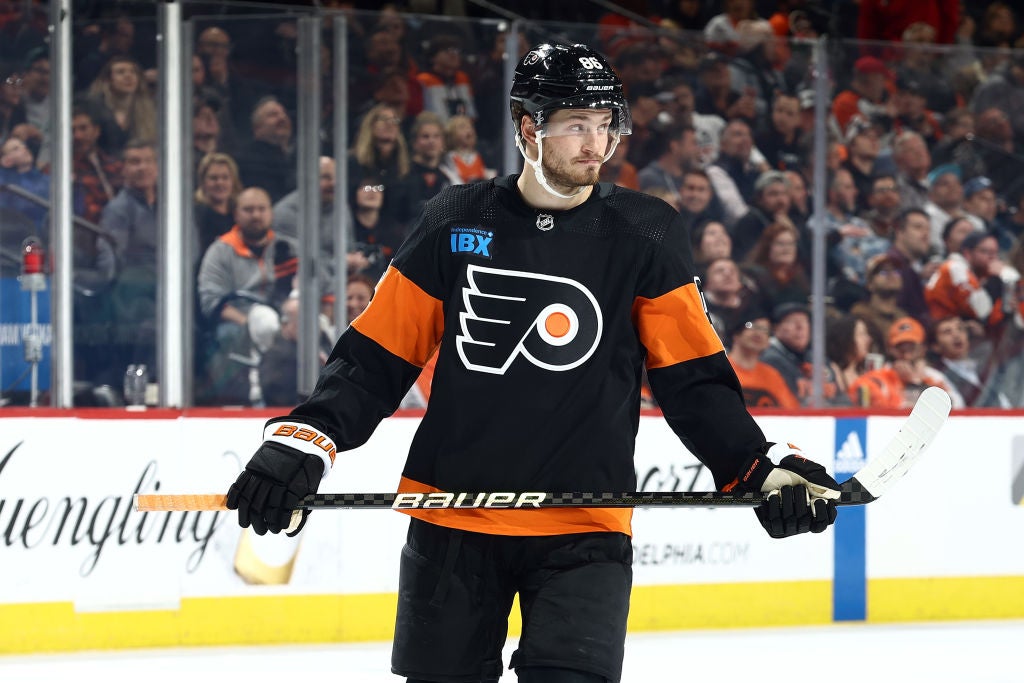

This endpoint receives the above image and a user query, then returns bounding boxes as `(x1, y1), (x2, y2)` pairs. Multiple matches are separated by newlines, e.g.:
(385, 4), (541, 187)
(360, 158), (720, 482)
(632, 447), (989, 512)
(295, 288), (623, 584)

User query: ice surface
(2, 620), (1021, 682)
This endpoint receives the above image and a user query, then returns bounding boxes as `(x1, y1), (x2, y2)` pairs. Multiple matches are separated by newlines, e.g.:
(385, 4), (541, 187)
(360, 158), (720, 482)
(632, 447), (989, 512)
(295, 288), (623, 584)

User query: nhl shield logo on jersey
(536, 213), (554, 231)
(456, 264), (603, 374)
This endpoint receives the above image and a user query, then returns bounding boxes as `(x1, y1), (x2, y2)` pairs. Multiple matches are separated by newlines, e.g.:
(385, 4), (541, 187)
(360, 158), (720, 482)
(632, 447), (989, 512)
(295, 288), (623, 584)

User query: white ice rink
(2, 620), (1022, 683)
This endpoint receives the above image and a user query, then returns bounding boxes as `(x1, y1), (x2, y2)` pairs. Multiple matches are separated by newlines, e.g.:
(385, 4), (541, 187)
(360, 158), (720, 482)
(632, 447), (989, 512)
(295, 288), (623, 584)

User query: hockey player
(226, 43), (840, 683)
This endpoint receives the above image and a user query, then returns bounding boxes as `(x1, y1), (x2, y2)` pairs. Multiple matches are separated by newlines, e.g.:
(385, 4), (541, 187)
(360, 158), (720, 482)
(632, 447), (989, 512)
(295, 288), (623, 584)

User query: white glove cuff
(263, 422), (336, 479)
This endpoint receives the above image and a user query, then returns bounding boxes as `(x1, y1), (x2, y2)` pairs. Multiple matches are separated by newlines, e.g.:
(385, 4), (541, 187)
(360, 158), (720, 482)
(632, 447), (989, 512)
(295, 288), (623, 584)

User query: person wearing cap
(760, 301), (846, 406)
(851, 253), (910, 352)
(923, 164), (965, 253)
(841, 115), (882, 214)
(731, 168), (792, 261)
(924, 229), (1020, 335)
(832, 56), (893, 136)
(892, 71), (941, 146)
(848, 315), (958, 408)
(726, 312), (800, 409)
(415, 34), (477, 125)
(962, 176), (997, 233)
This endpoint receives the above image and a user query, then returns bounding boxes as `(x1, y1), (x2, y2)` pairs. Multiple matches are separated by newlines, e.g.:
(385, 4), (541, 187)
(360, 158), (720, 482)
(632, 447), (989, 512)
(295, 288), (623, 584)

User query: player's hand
(226, 440), (323, 536)
(731, 443), (840, 538)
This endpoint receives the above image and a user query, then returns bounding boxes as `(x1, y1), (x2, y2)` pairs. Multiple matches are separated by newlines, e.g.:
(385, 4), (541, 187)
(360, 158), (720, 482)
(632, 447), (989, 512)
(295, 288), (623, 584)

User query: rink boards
(2, 409), (1023, 653)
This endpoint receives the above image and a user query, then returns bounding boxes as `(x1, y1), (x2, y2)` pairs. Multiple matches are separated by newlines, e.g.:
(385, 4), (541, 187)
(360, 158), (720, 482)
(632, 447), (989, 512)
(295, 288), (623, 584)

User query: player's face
(537, 108), (613, 191)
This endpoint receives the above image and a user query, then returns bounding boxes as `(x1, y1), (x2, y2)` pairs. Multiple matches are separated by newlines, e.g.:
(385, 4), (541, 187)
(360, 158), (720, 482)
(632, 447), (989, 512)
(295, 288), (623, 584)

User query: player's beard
(541, 152), (602, 192)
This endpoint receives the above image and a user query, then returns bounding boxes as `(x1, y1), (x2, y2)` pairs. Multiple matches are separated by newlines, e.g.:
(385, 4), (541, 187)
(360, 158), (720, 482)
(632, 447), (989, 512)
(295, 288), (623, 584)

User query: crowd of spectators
(1, 0), (1024, 409)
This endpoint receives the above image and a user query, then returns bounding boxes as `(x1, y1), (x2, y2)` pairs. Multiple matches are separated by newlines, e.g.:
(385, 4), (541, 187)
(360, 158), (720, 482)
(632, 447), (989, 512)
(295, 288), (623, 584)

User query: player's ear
(520, 115), (538, 145)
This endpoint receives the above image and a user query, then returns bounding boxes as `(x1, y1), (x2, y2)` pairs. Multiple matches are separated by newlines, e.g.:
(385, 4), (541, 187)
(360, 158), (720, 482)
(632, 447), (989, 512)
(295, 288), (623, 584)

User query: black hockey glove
(730, 443), (840, 539)
(226, 440), (323, 536)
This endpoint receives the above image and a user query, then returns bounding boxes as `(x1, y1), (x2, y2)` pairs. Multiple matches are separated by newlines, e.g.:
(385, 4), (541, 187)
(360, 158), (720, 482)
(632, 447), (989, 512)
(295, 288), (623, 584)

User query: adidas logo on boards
(835, 430), (867, 475)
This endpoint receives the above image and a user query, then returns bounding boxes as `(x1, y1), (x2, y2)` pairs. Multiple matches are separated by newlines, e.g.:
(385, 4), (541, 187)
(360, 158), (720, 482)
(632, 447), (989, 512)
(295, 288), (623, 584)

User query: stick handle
(134, 493), (228, 511)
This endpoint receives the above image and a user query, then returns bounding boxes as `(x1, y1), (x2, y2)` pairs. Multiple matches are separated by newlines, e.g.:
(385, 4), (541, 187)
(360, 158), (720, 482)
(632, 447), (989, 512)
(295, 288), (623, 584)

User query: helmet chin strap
(516, 128), (624, 201)
(516, 134), (585, 200)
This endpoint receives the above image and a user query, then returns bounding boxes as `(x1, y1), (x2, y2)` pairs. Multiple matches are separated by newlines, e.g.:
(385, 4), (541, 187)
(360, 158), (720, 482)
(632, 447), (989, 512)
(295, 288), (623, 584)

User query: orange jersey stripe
(394, 476), (634, 537)
(632, 283), (724, 369)
(351, 266), (444, 367)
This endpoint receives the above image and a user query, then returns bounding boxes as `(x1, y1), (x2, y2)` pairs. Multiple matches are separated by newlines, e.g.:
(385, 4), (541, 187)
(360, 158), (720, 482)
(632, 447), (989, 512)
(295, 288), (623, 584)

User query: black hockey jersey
(292, 175), (766, 536)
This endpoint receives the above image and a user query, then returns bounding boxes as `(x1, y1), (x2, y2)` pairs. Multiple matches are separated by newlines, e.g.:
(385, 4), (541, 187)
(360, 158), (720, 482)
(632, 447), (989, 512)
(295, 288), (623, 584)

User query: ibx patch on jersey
(456, 264), (603, 375)
(449, 226), (493, 258)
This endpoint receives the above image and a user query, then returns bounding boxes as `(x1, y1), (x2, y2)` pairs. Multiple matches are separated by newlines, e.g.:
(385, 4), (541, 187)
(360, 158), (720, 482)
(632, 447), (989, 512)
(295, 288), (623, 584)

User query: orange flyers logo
(456, 264), (603, 374)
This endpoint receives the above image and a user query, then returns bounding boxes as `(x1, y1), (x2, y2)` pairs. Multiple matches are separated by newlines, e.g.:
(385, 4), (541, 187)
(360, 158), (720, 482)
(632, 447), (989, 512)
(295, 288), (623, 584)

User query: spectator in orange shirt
(726, 313), (800, 409)
(924, 230), (1020, 334)
(849, 316), (959, 408)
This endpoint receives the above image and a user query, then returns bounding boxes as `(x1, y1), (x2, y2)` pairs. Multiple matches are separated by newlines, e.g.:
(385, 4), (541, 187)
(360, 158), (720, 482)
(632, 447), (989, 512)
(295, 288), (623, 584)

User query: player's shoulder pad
(419, 179), (500, 235)
(603, 184), (685, 244)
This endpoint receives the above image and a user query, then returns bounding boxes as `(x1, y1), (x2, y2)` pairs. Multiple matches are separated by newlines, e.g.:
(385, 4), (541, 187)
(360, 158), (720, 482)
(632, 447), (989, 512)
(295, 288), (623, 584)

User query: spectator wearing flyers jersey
(924, 230), (1020, 335)
(416, 34), (477, 125)
(727, 313), (800, 409)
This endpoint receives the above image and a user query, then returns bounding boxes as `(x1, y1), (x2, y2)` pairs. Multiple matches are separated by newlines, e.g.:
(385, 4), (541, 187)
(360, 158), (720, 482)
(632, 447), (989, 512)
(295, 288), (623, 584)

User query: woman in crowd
(0, 63), (26, 143)
(349, 176), (406, 279)
(347, 102), (410, 195)
(86, 55), (157, 155)
(690, 219), (733, 267)
(826, 313), (877, 398)
(742, 221), (811, 309)
(193, 152), (242, 259)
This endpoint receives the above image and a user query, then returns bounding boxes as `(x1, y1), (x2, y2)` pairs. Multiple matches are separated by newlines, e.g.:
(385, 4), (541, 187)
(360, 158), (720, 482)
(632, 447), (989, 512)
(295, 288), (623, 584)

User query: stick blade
(853, 386), (951, 501)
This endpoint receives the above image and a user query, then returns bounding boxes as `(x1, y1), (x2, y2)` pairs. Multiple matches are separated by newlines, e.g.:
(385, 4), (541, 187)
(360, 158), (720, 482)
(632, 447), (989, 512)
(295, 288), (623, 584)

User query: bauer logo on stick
(392, 492), (547, 509)
(456, 264), (603, 375)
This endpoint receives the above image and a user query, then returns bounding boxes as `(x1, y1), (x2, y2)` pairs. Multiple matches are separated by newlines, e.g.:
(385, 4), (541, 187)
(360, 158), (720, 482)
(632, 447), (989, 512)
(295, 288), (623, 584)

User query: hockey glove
(226, 440), (324, 536)
(730, 443), (840, 538)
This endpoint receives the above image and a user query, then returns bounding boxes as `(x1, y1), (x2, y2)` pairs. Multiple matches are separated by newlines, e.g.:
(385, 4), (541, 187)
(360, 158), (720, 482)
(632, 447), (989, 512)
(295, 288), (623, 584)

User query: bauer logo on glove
(725, 442), (841, 538)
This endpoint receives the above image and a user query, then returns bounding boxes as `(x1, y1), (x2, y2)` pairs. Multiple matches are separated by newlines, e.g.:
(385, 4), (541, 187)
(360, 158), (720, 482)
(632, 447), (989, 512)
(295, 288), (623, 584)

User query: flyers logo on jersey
(456, 265), (603, 374)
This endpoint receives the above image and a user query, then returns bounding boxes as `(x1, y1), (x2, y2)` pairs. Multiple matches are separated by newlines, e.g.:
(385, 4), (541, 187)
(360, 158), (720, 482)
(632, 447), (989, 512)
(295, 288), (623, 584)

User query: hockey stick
(134, 387), (951, 513)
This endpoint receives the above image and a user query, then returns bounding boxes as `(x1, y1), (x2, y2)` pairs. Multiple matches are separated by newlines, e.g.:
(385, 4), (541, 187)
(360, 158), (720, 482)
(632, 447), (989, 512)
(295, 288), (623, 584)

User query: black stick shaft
(299, 478), (872, 509)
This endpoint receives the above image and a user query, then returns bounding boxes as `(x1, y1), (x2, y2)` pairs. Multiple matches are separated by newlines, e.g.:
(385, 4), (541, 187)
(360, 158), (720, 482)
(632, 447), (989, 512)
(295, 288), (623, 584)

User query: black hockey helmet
(510, 43), (632, 138)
